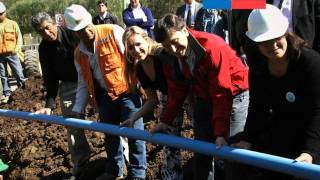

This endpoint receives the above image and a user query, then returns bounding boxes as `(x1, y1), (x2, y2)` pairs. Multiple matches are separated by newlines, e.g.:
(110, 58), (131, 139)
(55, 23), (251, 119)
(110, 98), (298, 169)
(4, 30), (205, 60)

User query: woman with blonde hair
(122, 26), (184, 180)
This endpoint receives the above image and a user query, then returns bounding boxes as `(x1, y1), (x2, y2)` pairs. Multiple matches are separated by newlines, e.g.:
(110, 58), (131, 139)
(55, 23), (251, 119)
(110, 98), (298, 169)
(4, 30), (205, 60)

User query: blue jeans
(193, 90), (249, 180)
(96, 90), (147, 178)
(0, 54), (27, 96)
(230, 90), (249, 136)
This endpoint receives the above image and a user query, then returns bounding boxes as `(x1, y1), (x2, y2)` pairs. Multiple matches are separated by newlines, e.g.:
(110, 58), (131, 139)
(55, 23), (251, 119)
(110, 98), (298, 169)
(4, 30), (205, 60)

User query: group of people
(1, 0), (320, 179)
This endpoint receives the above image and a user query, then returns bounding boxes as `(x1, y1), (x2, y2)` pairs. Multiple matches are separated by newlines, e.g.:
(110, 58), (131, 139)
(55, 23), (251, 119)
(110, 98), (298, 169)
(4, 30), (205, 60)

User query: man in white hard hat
(64, 4), (146, 180)
(0, 1), (27, 104)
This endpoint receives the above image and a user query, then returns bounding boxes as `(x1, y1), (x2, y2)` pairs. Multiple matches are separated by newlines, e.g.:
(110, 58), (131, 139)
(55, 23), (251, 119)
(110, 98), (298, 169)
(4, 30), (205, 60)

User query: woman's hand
(35, 108), (52, 115)
(295, 153), (313, 164)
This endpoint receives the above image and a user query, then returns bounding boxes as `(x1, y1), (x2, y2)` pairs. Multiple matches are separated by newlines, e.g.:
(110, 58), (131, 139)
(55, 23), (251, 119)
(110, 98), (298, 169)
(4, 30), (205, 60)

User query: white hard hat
(0, 2), (6, 13)
(246, 4), (289, 42)
(64, 4), (92, 31)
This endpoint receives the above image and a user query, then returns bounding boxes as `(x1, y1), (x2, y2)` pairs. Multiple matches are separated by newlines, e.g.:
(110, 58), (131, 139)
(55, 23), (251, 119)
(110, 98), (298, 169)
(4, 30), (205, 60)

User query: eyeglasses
(0, 12), (4, 16)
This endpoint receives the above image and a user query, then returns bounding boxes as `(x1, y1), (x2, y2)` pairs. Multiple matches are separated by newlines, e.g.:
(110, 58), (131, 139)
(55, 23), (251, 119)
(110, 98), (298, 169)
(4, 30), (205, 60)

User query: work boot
(69, 154), (91, 180)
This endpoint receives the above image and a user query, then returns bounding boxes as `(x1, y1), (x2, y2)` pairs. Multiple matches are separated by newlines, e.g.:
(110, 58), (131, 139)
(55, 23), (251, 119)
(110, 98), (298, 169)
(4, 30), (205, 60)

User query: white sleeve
(72, 59), (90, 113)
(113, 25), (125, 54)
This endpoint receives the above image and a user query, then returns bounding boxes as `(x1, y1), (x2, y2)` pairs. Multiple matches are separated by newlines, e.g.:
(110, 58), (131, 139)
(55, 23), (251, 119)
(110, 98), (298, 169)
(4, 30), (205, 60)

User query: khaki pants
(58, 82), (91, 174)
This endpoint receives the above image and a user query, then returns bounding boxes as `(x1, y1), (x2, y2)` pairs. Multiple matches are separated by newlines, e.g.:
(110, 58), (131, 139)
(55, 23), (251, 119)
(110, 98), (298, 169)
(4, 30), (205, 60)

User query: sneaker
(0, 95), (10, 104)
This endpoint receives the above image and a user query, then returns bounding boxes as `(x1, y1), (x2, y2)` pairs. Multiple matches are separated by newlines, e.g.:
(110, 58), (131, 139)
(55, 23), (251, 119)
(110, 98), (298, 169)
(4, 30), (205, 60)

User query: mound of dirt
(0, 76), (194, 180)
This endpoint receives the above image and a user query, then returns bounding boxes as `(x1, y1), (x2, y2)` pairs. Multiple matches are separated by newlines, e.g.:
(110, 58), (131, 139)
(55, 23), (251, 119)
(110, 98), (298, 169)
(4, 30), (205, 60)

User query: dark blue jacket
(122, 5), (154, 38)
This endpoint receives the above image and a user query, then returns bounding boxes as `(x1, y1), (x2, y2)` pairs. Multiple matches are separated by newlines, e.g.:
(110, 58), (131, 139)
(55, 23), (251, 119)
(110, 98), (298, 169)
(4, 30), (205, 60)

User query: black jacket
(243, 47), (320, 164)
(38, 26), (79, 108)
(92, 12), (120, 26)
(230, 0), (320, 54)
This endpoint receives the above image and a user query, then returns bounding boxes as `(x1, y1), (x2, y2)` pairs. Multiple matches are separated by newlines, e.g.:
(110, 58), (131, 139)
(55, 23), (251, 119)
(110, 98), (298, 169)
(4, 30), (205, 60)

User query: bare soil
(0, 76), (194, 180)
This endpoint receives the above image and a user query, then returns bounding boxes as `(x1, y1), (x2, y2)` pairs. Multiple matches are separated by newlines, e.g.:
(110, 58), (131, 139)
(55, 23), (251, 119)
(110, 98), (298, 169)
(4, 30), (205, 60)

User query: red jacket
(161, 29), (249, 137)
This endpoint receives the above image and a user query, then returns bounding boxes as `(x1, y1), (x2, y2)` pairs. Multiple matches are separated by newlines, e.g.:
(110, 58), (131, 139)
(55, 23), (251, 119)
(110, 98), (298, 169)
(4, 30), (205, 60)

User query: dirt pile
(0, 76), (194, 180)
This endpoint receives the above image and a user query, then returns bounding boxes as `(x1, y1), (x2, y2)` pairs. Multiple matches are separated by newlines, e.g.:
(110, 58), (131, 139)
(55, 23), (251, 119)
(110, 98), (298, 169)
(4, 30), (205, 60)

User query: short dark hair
(154, 14), (186, 43)
(31, 12), (54, 30)
(97, 0), (107, 6)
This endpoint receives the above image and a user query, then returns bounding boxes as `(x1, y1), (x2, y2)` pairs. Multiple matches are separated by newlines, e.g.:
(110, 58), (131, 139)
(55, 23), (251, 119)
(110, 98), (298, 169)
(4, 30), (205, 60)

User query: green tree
(5, 0), (126, 34)
(4, 0), (192, 34)
(141, 0), (185, 19)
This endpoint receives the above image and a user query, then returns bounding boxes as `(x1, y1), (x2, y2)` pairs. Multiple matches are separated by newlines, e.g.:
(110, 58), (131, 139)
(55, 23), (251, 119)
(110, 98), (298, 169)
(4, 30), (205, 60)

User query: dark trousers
(193, 97), (214, 180)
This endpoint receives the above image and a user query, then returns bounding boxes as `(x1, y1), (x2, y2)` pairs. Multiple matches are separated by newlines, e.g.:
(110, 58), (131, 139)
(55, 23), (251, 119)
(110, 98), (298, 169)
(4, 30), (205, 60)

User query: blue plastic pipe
(1, 109), (320, 179)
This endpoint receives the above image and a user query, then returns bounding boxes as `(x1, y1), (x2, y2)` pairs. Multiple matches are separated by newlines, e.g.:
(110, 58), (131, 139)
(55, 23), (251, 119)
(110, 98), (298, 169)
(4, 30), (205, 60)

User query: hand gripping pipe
(1, 109), (320, 179)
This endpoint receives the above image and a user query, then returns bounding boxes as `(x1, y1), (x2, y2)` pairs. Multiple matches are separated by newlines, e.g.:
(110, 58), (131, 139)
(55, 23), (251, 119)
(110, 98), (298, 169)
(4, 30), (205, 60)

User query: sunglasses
(0, 12), (4, 16)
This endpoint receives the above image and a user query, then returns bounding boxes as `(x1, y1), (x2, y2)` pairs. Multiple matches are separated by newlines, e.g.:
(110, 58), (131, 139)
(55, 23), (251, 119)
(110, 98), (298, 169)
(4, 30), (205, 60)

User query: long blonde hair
(123, 26), (162, 91)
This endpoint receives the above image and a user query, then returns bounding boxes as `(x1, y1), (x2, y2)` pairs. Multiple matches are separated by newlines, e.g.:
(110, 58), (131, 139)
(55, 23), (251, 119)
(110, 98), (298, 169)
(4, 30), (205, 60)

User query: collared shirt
(72, 24), (125, 113)
(38, 26), (79, 108)
(184, 1), (196, 25)
(93, 12), (120, 26)
(99, 12), (107, 20)
(274, 0), (293, 32)
(132, 4), (147, 19)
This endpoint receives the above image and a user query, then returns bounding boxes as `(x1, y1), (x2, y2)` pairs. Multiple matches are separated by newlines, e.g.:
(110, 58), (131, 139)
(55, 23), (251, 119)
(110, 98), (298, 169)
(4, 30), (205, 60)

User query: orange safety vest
(0, 19), (19, 54)
(75, 24), (129, 102)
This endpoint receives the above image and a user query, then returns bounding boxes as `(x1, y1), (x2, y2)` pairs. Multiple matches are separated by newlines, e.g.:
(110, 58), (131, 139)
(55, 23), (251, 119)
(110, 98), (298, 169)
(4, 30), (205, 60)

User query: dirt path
(0, 76), (194, 180)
